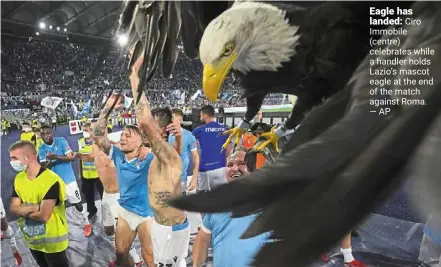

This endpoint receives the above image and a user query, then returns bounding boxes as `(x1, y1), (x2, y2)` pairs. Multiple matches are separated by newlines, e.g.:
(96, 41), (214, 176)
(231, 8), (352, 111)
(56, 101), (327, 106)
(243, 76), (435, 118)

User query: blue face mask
(10, 160), (27, 172)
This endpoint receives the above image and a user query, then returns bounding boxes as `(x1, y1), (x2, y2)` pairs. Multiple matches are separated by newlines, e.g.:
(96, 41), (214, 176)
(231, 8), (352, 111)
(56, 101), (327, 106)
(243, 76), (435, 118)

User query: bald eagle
(169, 1), (441, 266)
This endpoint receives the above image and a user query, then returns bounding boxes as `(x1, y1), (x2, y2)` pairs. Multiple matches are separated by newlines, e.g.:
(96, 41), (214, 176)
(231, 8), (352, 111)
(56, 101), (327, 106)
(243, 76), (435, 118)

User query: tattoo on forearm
(93, 107), (110, 137)
(132, 86), (177, 163)
(93, 125), (104, 136)
(150, 140), (179, 163)
(101, 140), (111, 155)
(135, 99), (149, 117)
(154, 191), (172, 208)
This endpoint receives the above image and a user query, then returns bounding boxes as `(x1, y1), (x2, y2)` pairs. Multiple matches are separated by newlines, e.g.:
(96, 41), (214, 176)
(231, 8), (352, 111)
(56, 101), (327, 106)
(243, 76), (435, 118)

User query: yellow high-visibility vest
(20, 132), (36, 146)
(14, 169), (68, 253)
(107, 118), (113, 129)
(35, 138), (43, 151)
(78, 138), (98, 179)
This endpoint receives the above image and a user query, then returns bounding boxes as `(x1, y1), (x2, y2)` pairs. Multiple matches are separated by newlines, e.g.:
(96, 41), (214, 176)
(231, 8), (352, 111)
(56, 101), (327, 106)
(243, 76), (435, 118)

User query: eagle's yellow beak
(203, 52), (237, 102)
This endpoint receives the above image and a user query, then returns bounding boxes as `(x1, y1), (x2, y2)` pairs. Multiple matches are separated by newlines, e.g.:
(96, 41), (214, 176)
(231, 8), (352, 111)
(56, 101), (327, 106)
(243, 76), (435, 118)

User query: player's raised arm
(92, 98), (118, 155)
(129, 55), (180, 165)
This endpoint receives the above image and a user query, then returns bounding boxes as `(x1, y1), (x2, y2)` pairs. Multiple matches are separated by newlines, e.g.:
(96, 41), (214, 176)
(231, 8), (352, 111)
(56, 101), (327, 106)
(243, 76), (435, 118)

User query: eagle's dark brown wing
(171, 2), (441, 266)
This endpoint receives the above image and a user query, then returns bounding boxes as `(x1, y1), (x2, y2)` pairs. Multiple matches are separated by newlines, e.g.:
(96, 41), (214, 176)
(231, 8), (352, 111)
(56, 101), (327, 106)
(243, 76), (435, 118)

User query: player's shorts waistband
(153, 217), (189, 232)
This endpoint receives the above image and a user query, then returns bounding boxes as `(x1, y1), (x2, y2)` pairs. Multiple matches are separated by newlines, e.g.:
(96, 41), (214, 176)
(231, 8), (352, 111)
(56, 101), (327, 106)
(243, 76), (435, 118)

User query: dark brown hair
(151, 107), (173, 128)
(200, 105), (215, 117)
(124, 124), (144, 138)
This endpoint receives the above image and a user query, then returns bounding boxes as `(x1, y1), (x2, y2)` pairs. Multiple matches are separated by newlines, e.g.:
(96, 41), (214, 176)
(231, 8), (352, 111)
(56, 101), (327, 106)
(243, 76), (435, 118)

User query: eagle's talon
(222, 127), (247, 151)
(254, 127), (281, 153)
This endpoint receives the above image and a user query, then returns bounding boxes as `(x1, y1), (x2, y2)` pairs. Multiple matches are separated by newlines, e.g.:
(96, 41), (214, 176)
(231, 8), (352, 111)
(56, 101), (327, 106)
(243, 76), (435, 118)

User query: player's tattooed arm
(93, 106), (112, 155)
(94, 106), (109, 137)
(129, 70), (180, 165)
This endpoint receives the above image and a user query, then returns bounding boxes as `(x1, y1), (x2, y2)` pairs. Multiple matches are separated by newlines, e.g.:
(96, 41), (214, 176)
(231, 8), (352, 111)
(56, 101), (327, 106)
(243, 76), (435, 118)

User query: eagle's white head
(199, 2), (300, 101)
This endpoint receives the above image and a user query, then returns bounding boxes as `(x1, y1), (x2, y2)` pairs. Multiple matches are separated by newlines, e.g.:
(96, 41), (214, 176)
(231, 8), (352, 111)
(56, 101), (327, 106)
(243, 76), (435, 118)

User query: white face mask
(83, 132), (91, 138)
(10, 160), (27, 172)
(23, 127), (31, 132)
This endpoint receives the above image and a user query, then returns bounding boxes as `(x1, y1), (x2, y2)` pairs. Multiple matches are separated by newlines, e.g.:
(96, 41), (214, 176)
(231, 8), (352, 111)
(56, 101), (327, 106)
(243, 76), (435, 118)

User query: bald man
(192, 147), (268, 267)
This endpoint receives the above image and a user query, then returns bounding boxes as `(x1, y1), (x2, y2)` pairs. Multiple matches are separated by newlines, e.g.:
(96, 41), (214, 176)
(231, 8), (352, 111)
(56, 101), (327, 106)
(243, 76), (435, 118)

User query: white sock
(341, 247), (355, 263)
(79, 208), (90, 225)
(4, 226), (18, 251)
(107, 233), (116, 248)
(129, 245), (141, 264)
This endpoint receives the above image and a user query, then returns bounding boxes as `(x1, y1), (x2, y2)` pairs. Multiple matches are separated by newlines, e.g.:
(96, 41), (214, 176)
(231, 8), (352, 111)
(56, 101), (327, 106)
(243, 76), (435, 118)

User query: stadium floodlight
(49, 25), (53, 29)
(66, 37), (69, 40)
(57, 27), (60, 31)
(118, 35), (128, 46)
(39, 22), (46, 29)
(64, 28), (67, 32)
(36, 32), (39, 36)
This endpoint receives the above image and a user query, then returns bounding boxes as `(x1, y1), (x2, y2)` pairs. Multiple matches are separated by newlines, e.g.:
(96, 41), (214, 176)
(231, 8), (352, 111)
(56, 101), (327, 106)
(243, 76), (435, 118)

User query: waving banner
(41, 97), (63, 110)
(80, 100), (91, 115)
(71, 100), (78, 115)
(124, 95), (133, 109)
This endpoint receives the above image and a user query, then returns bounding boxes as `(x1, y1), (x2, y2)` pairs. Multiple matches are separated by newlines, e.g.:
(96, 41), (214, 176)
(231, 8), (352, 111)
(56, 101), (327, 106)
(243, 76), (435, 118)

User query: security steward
(9, 140), (69, 267)
(32, 119), (39, 131)
(20, 122), (37, 146)
(34, 127), (44, 152)
(6, 119), (11, 134)
(106, 117), (113, 133)
(78, 122), (103, 219)
(117, 113), (123, 127)
(2, 119), (9, 137)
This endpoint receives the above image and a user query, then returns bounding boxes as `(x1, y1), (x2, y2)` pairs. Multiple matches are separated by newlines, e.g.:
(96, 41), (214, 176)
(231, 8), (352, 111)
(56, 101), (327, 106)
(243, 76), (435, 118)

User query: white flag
(71, 100), (78, 115)
(281, 94), (288, 104)
(41, 97), (63, 109)
(178, 92), (186, 105)
(191, 90), (201, 101)
(124, 94), (133, 109)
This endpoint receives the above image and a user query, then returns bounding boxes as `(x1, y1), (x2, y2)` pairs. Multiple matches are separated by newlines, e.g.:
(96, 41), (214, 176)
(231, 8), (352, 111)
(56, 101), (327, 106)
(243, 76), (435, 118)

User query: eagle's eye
(223, 43), (235, 57)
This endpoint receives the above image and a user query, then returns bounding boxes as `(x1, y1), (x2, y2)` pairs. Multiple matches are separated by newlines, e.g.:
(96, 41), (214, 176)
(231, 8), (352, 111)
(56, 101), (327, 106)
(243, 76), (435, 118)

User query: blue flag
(80, 100), (91, 115)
